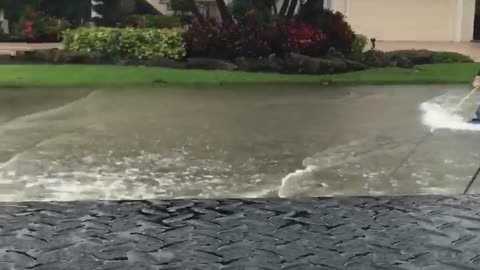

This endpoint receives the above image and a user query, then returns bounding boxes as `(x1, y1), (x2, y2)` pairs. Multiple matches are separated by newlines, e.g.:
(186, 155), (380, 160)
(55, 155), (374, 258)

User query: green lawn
(0, 63), (479, 88)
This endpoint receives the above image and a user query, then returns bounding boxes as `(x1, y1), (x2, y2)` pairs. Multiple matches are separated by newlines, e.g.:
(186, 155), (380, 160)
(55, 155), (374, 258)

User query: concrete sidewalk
(0, 42), (61, 56)
(378, 41), (480, 62)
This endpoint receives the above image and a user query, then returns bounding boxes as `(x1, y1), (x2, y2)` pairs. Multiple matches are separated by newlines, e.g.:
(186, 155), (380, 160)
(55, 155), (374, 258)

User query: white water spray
(420, 90), (480, 131)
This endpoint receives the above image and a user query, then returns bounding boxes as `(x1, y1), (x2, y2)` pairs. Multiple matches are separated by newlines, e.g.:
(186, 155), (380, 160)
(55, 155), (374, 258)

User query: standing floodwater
(0, 85), (479, 202)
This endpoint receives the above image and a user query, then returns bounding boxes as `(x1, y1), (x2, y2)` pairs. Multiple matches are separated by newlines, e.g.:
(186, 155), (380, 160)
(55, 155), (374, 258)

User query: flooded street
(0, 85), (479, 201)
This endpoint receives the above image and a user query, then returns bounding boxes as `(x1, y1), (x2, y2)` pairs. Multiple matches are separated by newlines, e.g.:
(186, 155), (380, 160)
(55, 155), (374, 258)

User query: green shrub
(388, 55), (414, 68)
(363, 50), (389, 67)
(350, 34), (368, 60)
(385, 50), (434, 65)
(63, 27), (186, 60)
(431, 51), (473, 63)
(123, 14), (182, 29)
(385, 50), (473, 65)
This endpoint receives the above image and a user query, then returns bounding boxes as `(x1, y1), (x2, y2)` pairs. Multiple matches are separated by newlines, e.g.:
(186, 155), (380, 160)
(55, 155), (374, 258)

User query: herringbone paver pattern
(1, 197), (480, 269)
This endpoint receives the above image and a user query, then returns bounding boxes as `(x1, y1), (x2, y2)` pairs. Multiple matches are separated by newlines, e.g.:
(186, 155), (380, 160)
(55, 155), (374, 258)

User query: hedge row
(61, 27), (474, 72)
(63, 27), (186, 60)
(363, 50), (474, 68)
(62, 11), (355, 61)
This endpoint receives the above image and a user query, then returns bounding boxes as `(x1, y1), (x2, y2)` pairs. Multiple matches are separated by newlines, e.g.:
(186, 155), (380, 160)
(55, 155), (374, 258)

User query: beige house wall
(462, 0), (476, 41)
(331, 0), (476, 42)
(331, 0), (348, 16)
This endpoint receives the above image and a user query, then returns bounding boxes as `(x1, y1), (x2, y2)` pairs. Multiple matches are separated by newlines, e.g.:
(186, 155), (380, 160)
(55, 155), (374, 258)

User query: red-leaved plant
(273, 20), (328, 57)
(25, 21), (34, 40)
(24, 11), (36, 40)
(184, 13), (270, 59)
(318, 11), (355, 52)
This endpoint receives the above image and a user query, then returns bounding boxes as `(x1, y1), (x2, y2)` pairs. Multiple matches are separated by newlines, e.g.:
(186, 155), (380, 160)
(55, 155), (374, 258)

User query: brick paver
(0, 43), (61, 56)
(1, 196), (480, 269)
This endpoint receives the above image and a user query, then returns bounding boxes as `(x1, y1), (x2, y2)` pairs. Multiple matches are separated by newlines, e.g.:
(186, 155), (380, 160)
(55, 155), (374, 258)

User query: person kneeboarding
(471, 72), (480, 123)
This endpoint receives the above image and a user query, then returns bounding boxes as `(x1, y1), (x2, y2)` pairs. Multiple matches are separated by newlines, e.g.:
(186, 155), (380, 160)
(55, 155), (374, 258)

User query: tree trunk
(279, 0), (290, 17)
(286, 0), (298, 18)
(297, 0), (325, 24)
(268, 0), (278, 15)
(188, 0), (205, 24)
(300, 0), (324, 11)
(215, 0), (232, 24)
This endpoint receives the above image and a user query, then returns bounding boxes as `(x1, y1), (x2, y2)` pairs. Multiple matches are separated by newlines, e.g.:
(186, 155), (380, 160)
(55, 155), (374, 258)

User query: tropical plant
(215, 0), (233, 23)
(37, 0), (90, 25)
(11, 9), (70, 42)
(93, 0), (142, 26)
(0, 0), (90, 26)
(170, 0), (195, 14)
(273, 20), (328, 56)
(184, 13), (270, 59)
(304, 10), (355, 52)
(279, 0), (325, 18)
(123, 14), (181, 28)
(229, 0), (276, 24)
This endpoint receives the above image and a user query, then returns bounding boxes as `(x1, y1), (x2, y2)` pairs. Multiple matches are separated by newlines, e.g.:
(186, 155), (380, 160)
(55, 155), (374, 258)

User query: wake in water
(279, 89), (480, 198)
(278, 137), (409, 198)
(420, 91), (480, 131)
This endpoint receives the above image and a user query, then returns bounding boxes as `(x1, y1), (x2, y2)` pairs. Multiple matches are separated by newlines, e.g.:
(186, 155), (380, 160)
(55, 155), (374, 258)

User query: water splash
(278, 137), (407, 198)
(420, 92), (480, 131)
(278, 165), (318, 198)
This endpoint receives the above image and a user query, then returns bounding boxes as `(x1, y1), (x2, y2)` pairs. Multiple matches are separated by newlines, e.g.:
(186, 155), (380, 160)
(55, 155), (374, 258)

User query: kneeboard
(468, 118), (480, 124)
